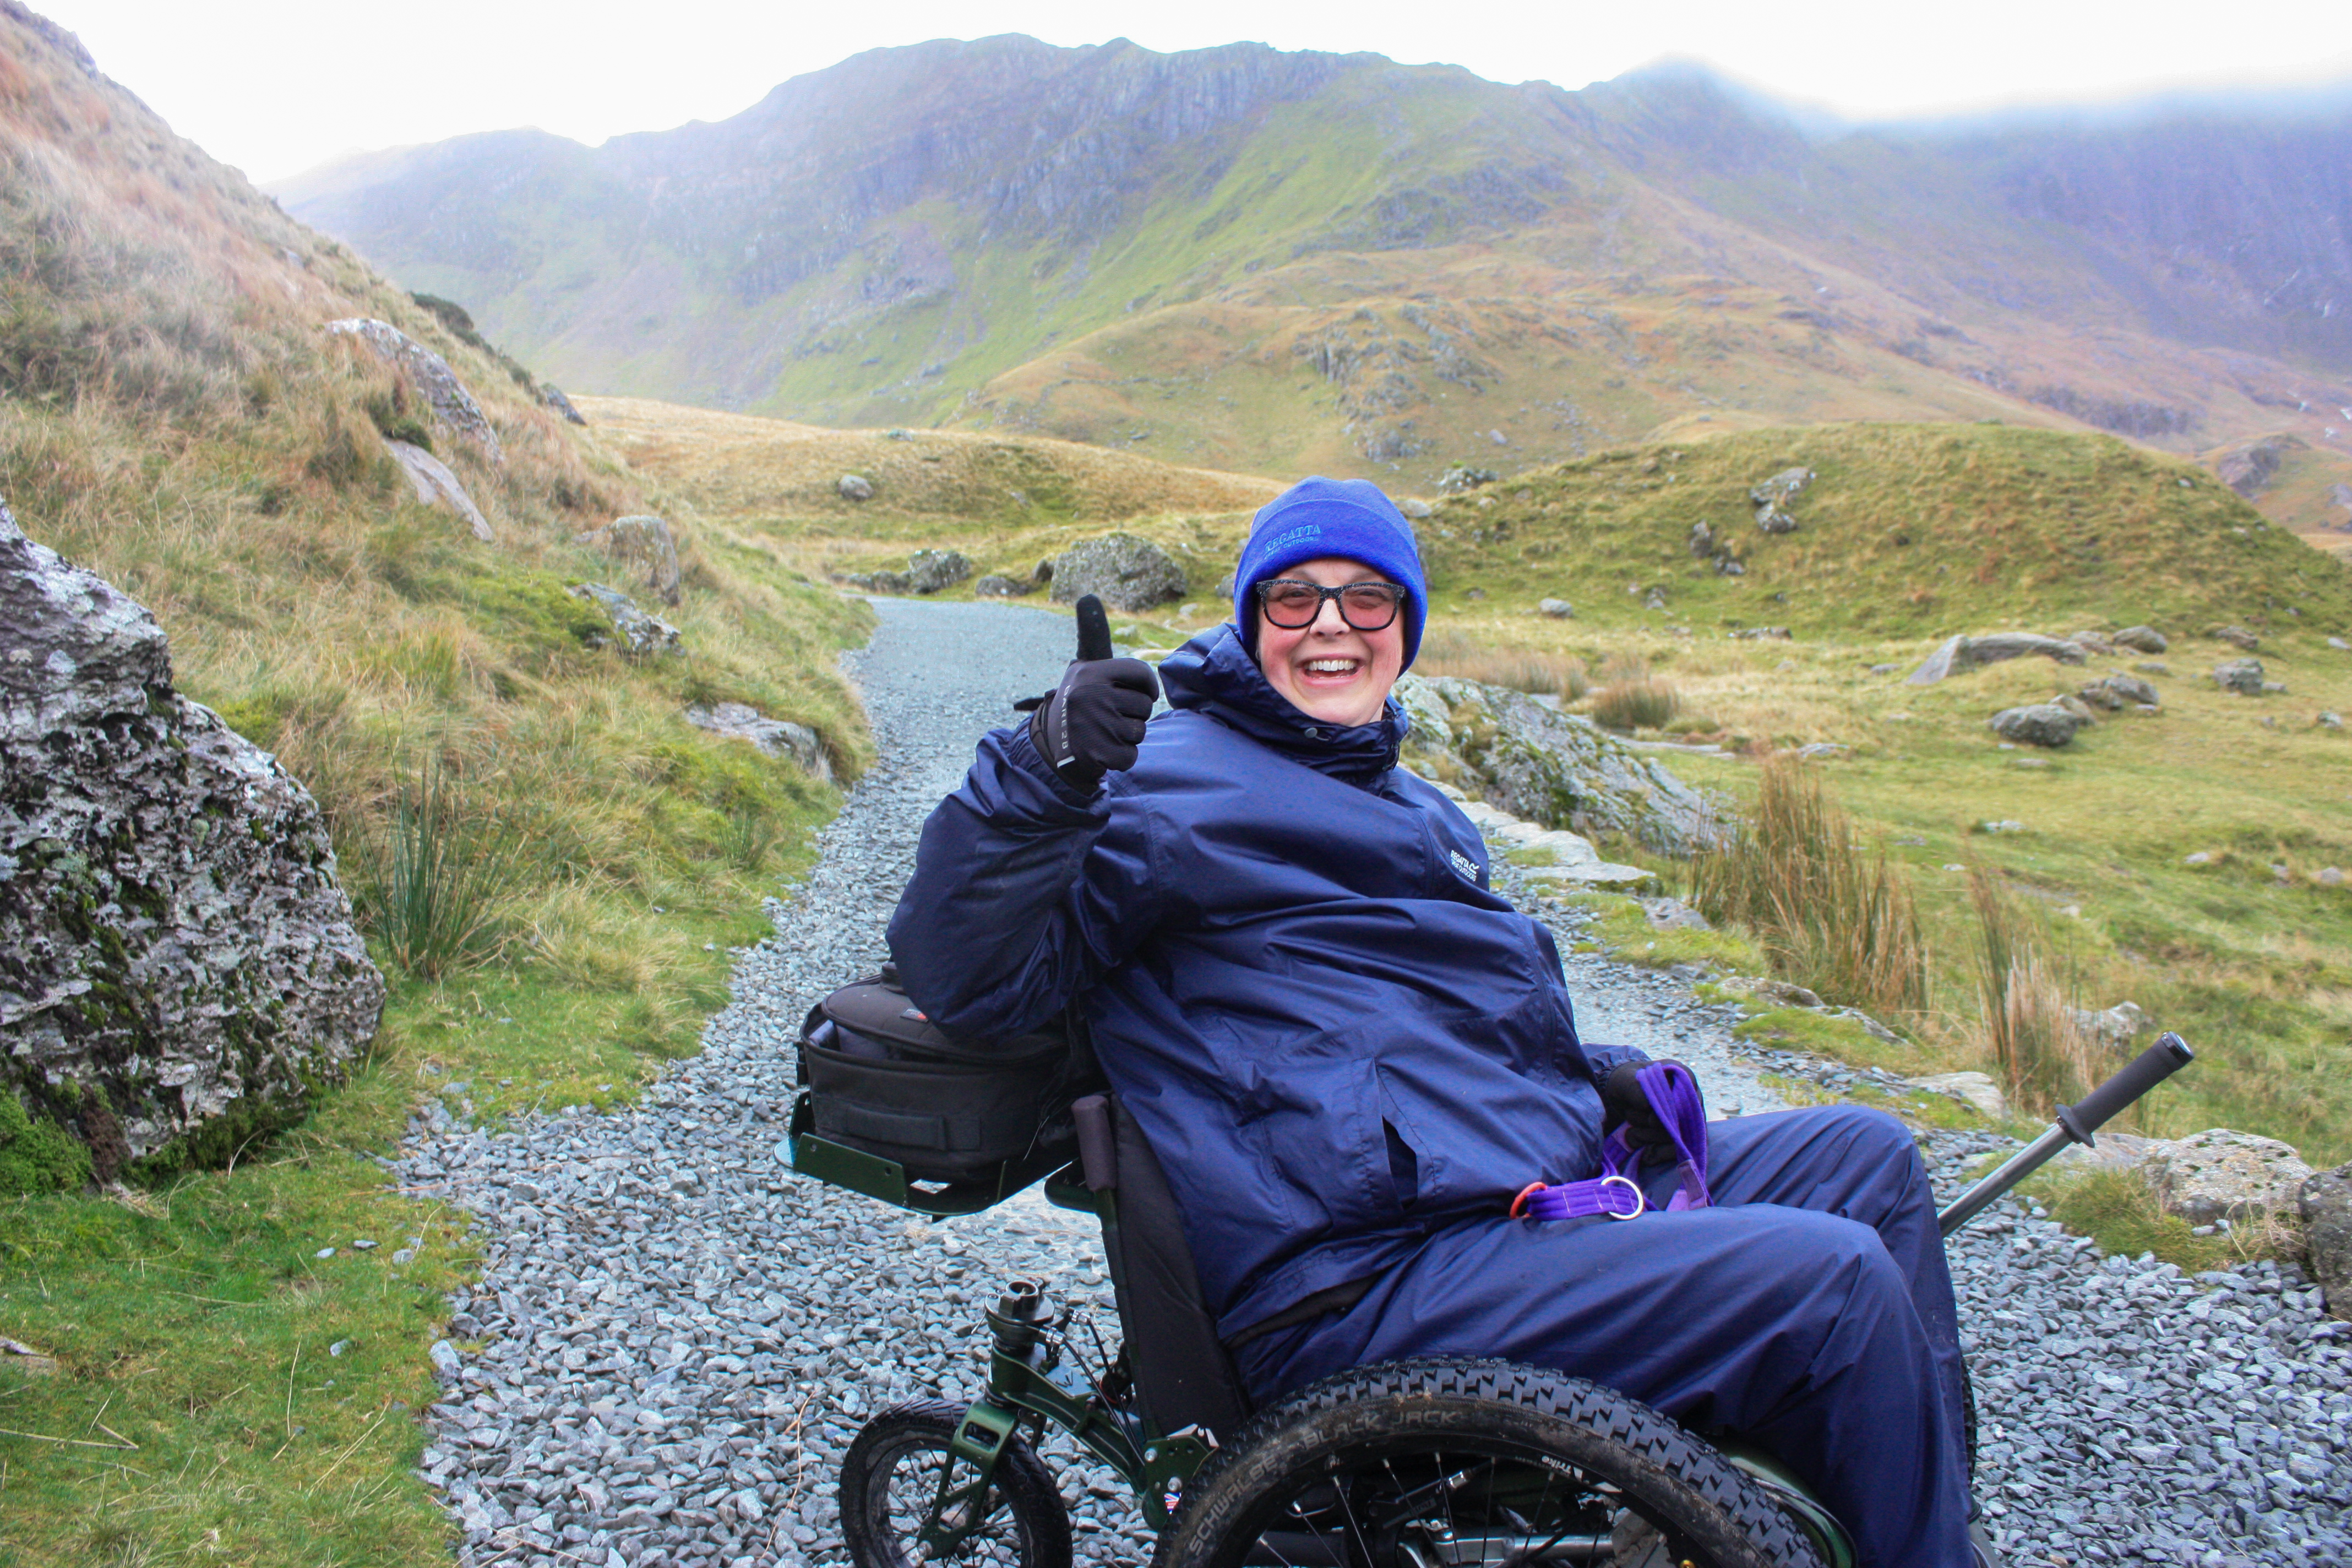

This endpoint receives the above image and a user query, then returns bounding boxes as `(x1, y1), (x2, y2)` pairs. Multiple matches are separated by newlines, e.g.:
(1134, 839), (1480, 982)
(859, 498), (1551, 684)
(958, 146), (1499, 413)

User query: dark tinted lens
(1260, 581), (1324, 625)
(1338, 585), (1403, 628)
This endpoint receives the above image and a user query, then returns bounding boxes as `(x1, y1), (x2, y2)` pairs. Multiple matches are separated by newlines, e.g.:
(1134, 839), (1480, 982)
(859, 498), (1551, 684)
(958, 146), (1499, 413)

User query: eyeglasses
(1255, 579), (1409, 631)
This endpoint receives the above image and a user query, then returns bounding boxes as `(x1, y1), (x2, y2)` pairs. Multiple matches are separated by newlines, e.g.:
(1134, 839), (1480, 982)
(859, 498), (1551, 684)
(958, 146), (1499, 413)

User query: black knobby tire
(1153, 1358), (1827, 1568)
(840, 1401), (1073, 1568)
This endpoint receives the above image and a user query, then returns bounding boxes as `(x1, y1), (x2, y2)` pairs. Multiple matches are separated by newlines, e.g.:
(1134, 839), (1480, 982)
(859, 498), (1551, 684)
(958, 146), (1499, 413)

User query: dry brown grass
(1415, 627), (1589, 696)
(1966, 864), (2101, 1117)
(1687, 755), (1929, 1019)
(581, 394), (1281, 525)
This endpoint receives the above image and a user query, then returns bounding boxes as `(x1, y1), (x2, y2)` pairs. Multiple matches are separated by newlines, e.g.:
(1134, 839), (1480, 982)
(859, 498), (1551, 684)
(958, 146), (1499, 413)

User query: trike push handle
(2058, 1032), (2194, 1146)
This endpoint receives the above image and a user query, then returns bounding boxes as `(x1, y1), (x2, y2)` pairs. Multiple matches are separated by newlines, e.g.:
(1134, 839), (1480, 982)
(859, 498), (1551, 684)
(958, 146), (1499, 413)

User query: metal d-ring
(1600, 1174), (1647, 1220)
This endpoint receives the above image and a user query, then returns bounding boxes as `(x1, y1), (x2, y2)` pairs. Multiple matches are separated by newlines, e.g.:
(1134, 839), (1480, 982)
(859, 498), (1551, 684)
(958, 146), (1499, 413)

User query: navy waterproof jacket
(888, 624), (1645, 1340)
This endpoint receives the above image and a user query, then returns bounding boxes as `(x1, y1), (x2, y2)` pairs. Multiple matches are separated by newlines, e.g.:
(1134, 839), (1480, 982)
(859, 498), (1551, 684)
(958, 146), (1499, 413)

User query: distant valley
(275, 37), (2352, 545)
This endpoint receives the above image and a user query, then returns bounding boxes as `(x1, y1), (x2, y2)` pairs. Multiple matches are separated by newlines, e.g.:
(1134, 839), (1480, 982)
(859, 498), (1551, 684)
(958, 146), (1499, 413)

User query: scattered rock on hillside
(2067, 630), (2115, 655)
(1990, 704), (2082, 747)
(837, 473), (874, 502)
(2213, 657), (2265, 695)
(574, 515), (680, 606)
(541, 384), (587, 426)
(683, 702), (832, 784)
(2301, 1161), (2352, 1317)
(2071, 1001), (2148, 1054)
(1396, 674), (1722, 856)
(1905, 631), (2088, 685)
(1905, 1071), (2010, 1122)
(324, 318), (503, 463)
(1050, 533), (1185, 611)
(1969, 631), (2089, 668)
(385, 438), (492, 542)
(1749, 466), (1811, 533)
(568, 583), (682, 657)
(2114, 625), (2169, 654)
(1438, 464), (1498, 493)
(1397, 497), (1433, 520)
(2215, 434), (2303, 498)
(2211, 624), (2260, 651)
(1715, 976), (1824, 1009)
(905, 549), (972, 595)
(2078, 673), (2159, 710)
(2144, 1130), (2313, 1231)
(2055, 693), (2102, 726)
(973, 574), (1033, 598)
(0, 500), (382, 1180)
(1538, 598), (1574, 619)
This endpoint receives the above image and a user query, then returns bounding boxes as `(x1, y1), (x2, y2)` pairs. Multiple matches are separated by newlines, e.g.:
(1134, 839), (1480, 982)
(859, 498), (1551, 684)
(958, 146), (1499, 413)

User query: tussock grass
(361, 765), (511, 980)
(1687, 756), (1929, 1020)
(1966, 864), (2101, 1117)
(1591, 674), (1680, 731)
(1415, 628), (1588, 696)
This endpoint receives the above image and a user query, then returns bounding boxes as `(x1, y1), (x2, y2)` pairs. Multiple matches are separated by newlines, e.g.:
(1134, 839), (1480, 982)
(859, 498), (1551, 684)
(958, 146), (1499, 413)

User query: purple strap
(1510, 1060), (1711, 1223)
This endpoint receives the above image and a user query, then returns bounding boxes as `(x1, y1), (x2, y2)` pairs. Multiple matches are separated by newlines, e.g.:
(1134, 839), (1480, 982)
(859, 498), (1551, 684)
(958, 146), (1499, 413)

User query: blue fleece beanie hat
(1233, 476), (1427, 671)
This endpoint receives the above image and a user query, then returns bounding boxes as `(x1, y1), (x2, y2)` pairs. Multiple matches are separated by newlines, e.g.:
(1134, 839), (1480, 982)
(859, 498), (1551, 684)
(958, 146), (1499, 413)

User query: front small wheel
(840, 1401), (1074, 1568)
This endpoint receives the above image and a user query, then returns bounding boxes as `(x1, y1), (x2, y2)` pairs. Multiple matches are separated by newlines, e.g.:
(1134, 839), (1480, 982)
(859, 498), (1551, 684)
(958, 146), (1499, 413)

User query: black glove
(1604, 1063), (1672, 1164)
(1026, 595), (1159, 791)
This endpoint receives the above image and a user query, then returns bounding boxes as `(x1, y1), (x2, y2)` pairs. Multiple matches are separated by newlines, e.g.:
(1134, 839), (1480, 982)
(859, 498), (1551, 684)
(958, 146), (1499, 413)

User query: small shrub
(1967, 864), (2099, 1117)
(0, 1089), (91, 1195)
(1591, 676), (1679, 731)
(1689, 756), (1928, 1018)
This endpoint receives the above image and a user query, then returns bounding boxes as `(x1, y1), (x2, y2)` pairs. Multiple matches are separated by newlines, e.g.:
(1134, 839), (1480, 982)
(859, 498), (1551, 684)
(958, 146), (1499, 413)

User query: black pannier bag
(797, 964), (1094, 1185)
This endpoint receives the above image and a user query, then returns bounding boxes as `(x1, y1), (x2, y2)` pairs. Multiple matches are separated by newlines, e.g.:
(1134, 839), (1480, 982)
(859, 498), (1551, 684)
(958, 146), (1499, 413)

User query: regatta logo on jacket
(1449, 848), (1480, 883)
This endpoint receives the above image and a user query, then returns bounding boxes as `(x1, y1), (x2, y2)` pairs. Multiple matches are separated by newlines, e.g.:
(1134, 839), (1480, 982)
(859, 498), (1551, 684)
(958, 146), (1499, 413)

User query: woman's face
(1254, 556), (1407, 729)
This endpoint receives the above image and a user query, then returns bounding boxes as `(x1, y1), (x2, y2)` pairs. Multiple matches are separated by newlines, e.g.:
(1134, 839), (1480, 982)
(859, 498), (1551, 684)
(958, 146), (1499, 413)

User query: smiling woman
(1229, 474), (1429, 731)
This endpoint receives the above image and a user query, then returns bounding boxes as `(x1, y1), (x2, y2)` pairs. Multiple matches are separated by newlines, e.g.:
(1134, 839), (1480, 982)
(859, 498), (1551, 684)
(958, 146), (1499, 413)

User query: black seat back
(1081, 1095), (1254, 1439)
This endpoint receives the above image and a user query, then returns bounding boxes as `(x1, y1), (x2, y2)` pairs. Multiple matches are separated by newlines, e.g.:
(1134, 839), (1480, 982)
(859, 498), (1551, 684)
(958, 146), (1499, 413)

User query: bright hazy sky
(37, 0), (2352, 185)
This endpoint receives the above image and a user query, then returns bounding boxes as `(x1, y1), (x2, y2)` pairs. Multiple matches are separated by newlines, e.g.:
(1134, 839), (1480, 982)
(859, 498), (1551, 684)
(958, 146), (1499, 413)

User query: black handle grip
(1073, 595), (1113, 663)
(2056, 1032), (2194, 1145)
(1073, 1093), (1117, 1191)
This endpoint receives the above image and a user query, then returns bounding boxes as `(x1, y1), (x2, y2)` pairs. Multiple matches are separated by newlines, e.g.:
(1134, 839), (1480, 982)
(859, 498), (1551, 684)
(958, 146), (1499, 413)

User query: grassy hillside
(1412, 422), (2352, 639)
(0, 8), (869, 1563)
(581, 394), (1282, 592)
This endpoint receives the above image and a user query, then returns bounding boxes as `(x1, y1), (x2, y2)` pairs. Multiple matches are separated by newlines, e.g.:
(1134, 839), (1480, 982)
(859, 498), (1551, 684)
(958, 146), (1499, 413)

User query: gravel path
(401, 599), (2351, 1568)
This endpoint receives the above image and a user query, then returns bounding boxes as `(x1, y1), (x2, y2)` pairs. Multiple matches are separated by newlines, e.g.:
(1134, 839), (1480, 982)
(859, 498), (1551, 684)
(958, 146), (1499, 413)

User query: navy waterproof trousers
(1231, 1103), (1973, 1568)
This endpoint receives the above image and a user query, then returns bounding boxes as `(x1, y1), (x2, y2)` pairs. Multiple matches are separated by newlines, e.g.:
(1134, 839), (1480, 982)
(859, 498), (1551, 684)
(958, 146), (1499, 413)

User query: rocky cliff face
(0, 501), (383, 1180)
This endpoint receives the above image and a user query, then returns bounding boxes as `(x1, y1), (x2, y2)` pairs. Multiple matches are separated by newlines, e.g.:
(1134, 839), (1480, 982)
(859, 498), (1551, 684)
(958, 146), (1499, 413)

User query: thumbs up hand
(1029, 595), (1160, 791)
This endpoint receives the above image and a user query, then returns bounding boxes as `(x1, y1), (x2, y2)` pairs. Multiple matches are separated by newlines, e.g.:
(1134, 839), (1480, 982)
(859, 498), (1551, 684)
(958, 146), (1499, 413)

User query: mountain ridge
(275, 37), (2352, 537)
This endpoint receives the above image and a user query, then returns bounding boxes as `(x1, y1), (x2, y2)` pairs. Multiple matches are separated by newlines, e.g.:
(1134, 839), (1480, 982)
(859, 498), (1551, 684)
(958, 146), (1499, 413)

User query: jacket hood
(1159, 623), (1407, 783)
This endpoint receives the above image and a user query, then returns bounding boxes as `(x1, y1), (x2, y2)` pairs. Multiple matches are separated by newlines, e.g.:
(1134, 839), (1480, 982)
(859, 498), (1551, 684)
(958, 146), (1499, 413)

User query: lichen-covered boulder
(683, 701), (834, 785)
(575, 515), (682, 606)
(1050, 533), (1186, 611)
(2301, 1160), (2352, 1319)
(1396, 674), (1723, 856)
(567, 583), (682, 657)
(905, 549), (972, 595)
(386, 438), (492, 542)
(2213, 657), (2265, 695)
(2142, 1129), (2313, 1229)
(324, 318), (503, 463)
(2114, 625), (2168, 654)
(1, 500), (382, 1181)
(1989, 704), (2082, 747)
(974, 574), (1033, 598)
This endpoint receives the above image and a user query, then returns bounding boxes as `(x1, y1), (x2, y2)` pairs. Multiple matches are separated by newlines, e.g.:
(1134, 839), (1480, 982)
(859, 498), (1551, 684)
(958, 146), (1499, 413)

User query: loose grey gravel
(397, 598), (2350, 1568)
